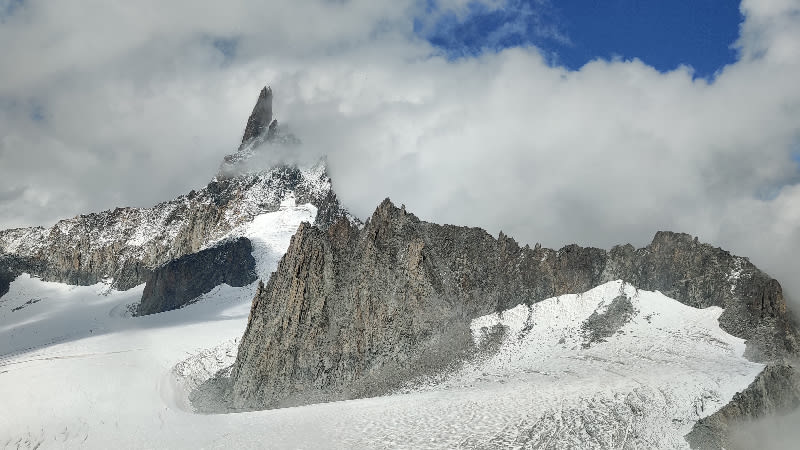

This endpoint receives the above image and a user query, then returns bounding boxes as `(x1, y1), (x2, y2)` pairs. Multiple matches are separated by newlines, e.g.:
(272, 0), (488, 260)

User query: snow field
(0, 213), (764, 449)
(406, 280), (763, 448)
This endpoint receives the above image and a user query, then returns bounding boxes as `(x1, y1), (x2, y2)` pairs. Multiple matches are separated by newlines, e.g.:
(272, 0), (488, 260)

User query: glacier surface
(0, 217), (763, 449)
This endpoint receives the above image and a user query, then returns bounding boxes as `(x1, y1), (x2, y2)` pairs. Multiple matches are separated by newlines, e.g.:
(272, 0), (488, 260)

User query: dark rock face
(685, 364), (800, 449)
(227, 199), (800, 410)
(137, 237), (257, 316)
(0, 252), (42, 298)
(0, 164), (342, 291)
(241, 86), (273, 146)
(581, 295), (635, 348)
(0, 264), (14, 298)
(219, 91), (302, 179)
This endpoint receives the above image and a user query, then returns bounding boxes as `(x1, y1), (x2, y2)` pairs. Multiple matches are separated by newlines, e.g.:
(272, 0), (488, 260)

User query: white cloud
(1, 0), (800, 314)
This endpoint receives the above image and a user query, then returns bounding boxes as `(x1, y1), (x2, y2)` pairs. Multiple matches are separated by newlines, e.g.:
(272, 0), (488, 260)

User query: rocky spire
(219, 86), (303, 178)
(241, 86), (274, 145)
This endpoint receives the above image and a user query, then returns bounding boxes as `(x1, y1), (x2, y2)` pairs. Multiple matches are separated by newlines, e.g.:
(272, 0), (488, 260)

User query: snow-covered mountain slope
(222, 193), (318, 280)
(0, 274), (144, 357)
(0, 86), (352, 294)
(0, 280), (763, 449)
(0, 199), (315, 359)
(406, 281), (764, 448)
(0, 163), (333, 291)
(1, 86), (795, 449)
(225, 199), (797, 414)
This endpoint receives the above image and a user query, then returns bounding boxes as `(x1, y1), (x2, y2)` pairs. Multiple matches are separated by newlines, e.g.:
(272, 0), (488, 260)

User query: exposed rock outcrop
(226, 199), (800, 410)
(137, 237), (257, 316)
(0, 165), (336, 291)
(0, 262), (14, 298)
(0, 252), (42, 297)
(241, 86), (273, 147)
(685, 364), (800, 449)
(581, 295), (635, 348)
(220, 86), (302, 179)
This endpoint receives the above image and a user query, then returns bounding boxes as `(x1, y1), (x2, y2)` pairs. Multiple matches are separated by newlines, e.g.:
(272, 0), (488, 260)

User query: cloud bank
(1, 0), (800, 313)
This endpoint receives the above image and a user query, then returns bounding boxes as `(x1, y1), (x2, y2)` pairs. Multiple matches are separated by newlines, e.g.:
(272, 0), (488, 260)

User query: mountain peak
(220, 86), (303, 178)
(241, 86), (274, 146)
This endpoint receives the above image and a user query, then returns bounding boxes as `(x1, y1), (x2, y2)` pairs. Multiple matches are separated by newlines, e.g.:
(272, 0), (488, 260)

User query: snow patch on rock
(405, 280), (763, 448)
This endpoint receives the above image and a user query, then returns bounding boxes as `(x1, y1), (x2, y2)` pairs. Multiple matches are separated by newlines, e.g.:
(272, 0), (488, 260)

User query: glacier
(0, 263), (763, 449)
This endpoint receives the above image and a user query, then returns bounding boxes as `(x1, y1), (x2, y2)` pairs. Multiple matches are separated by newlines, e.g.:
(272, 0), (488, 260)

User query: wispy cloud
(416, 0), (570, 58)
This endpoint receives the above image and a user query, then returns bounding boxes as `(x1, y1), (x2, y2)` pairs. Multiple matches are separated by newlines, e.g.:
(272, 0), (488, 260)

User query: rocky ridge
(224, 199), (799, 413)
(0, 87), (350, 295)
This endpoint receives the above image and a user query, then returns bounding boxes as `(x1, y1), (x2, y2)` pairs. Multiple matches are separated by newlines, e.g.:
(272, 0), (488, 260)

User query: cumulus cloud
(1, 0), (800, 317)
(0, 0), (427, 226)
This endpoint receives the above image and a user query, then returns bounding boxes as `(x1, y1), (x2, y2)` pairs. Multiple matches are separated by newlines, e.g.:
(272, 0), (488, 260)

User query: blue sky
(418, 0), (743, 79)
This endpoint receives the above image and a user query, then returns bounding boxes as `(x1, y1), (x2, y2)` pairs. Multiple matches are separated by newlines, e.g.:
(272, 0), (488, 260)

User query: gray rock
(136, 237), (257, 316)
(0, 252), (43, 298)
(0, 87), (350, 294)
(685, 363), (800, 449)
(581, 295), (635, 348)
(226, 198), (800, 411)
(0, 261), (14, 298)
(0, 167), (326, 290)
(240, 86), (273, 147)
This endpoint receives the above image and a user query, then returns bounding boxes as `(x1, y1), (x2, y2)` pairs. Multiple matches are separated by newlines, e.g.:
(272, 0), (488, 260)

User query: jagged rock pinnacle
(241, 86), (274, 145)
(219, 85), (303, 178)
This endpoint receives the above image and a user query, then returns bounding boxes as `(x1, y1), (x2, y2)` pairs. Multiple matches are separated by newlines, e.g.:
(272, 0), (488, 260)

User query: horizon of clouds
(1, 0), (800, 318)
